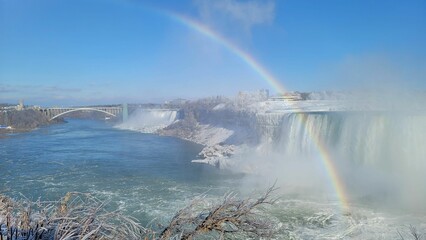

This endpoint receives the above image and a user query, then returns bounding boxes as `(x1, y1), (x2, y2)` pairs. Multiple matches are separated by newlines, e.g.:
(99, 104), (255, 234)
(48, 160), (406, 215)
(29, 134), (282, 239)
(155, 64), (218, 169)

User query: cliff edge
(0, 109), (63, 134)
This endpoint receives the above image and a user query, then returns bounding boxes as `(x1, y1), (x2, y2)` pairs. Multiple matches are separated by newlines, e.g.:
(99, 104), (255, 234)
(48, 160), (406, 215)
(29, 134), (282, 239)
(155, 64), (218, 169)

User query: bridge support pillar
(122, 103), (128, 122)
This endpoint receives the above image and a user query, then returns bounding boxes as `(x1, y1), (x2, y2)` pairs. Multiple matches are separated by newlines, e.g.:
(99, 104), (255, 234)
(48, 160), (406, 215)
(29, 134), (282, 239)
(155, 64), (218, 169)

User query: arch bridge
(41, 106), (125, 121)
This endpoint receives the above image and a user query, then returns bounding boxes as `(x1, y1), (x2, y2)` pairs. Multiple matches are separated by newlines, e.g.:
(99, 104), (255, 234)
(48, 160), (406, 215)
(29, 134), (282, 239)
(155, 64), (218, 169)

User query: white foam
(116, 109), (178, 133)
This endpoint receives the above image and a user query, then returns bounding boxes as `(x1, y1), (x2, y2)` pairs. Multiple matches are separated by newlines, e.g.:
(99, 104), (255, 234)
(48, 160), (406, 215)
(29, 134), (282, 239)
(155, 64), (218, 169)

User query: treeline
(0, 109), (62, 131)
(159, 96), (259, 145)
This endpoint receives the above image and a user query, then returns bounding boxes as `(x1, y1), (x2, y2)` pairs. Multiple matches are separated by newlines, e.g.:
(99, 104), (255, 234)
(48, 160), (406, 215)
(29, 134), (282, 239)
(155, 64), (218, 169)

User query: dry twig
(0, 192), (146, 240)
(158, 184), (278, 240)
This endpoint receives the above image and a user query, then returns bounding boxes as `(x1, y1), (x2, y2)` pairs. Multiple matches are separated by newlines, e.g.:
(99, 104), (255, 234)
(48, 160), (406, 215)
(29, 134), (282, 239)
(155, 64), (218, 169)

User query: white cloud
(43, 86), (82, 93)
(194, 0), (275, 34)
(0, 84), (17, 93)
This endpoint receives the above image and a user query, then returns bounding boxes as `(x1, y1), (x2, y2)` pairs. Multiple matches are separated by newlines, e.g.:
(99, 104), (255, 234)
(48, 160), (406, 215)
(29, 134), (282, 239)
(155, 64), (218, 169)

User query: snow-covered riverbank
(119, 93), (426, 172)
(158, 98), (360, 168)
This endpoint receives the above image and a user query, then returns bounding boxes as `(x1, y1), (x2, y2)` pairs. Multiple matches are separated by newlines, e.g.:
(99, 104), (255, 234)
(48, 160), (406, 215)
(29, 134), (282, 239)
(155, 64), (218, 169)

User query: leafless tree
(1, 192), (146, 240)
(398, 225), (424, 240)
(156, 184), (278, 240)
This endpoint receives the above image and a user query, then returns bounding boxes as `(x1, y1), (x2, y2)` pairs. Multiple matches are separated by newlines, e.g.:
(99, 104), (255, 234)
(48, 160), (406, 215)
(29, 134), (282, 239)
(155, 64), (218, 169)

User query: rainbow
(164, 11), (350, 212)
(167, 12), (286, 94)
(296, 113), (350, 211)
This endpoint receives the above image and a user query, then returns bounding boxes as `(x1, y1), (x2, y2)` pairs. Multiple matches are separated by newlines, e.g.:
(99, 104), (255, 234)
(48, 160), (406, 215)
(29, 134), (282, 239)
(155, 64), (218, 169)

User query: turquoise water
(0, 119), (240, 223)
(1, 118), (424, 239)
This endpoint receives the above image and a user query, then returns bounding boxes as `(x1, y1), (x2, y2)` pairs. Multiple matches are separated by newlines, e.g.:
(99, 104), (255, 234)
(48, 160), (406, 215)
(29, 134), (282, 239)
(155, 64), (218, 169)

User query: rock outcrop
(0, 109), (63, 133)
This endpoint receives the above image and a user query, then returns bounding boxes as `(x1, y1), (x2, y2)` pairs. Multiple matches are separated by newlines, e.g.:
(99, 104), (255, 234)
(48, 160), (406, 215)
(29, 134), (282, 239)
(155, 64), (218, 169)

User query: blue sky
(1, 0), (425, 106)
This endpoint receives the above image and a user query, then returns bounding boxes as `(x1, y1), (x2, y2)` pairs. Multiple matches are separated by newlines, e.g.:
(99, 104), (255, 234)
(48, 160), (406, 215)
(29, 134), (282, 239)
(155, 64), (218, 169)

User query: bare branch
(0, 192), (146, 240)
(158, 184), (278, 240)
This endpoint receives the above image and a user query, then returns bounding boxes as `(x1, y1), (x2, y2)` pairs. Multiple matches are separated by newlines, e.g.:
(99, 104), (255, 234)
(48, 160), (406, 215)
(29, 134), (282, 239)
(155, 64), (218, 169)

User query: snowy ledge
(191, 144), (237, 169)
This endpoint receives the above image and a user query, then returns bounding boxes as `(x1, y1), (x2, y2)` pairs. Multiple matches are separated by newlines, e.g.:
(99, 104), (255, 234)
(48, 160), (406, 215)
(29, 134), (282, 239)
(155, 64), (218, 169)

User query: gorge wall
(0, 109), (63, 133)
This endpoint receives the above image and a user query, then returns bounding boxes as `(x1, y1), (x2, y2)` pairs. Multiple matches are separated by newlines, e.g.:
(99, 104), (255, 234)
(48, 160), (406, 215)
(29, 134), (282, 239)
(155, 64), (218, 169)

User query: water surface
(0, 119), (239, 222)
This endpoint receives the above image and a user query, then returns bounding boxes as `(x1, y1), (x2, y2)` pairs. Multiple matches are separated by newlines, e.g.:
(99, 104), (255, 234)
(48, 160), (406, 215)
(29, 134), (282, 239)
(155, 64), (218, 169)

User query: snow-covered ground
(249, 100), (353, 113)
(247, 98), (426, 114)
(186, 124), (234, 146)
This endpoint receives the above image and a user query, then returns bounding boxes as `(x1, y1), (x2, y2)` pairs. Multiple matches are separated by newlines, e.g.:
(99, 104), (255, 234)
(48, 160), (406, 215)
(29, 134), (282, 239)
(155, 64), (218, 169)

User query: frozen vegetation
(0, 186), (278, 239)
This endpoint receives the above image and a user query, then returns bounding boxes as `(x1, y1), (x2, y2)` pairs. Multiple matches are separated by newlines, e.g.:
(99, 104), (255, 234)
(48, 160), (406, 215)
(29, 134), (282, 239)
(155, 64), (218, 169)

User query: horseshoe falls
(251, 112), (426, 210)
(218, 109), (426, 239)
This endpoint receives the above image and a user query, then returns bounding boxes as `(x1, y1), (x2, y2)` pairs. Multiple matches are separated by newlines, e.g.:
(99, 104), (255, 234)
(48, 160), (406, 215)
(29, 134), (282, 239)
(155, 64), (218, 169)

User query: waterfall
(253, 111), (426, 208)
(269, 112), (426, 169)
(116, 109), (178, 133)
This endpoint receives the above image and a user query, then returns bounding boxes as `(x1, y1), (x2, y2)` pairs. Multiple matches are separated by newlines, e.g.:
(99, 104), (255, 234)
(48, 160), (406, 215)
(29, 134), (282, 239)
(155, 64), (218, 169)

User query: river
(0, 119), (241, 224)
(1, 118), (424, 239)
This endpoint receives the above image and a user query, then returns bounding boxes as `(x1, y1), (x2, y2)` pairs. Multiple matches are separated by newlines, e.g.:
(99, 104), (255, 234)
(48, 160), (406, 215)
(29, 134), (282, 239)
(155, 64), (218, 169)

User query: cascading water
(255, 111), (426, 209)
(116, 109), (178, 133)
(275, 112), (425, 164)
